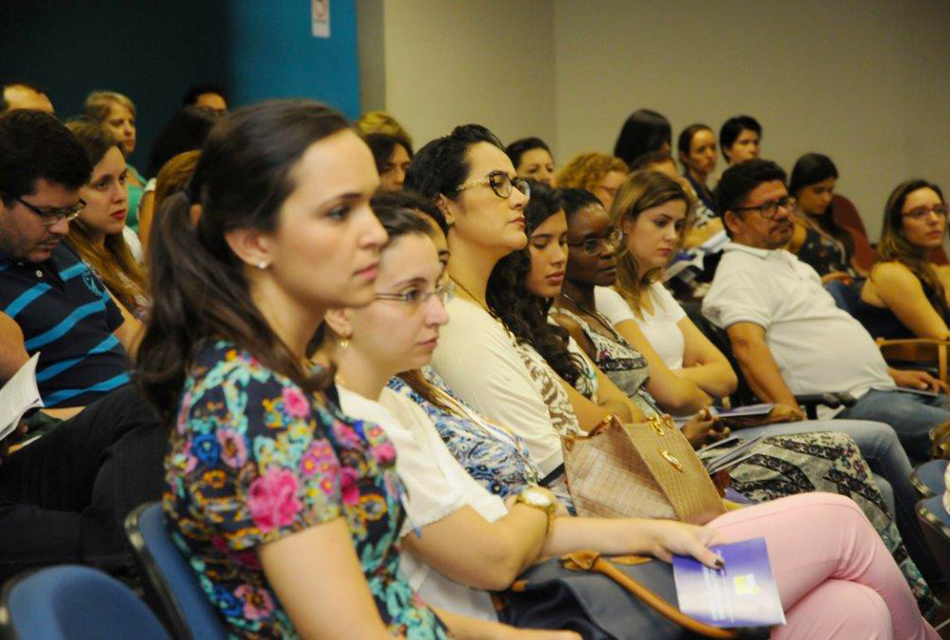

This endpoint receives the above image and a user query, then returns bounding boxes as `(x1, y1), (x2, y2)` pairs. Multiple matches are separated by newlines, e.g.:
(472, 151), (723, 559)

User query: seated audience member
(719, 115), (762, 166)
(702, 159), (950, 464)
(556, 151), (627, 212)
(84, 91), (146, 229)
(787, 153), (861, 281)
(136, 100), (541, 640)
(678, 123), (718, 213)
(857, 179), (950, 340)
(612, 108), (671, 168)
(506, 137), (556, 187)
(401, 124), (939, 636)
(140, 150), (201, 253)
(138, 106), (219, 244)
(356, 110), (413, 146)
(582, 175), (939, 590)
(365, 132), (412, 190)
(181, 82), (228, 115)
(0, 81), (54, 114)
(0, 110), (135, 417)
(65, 118), (148, 321)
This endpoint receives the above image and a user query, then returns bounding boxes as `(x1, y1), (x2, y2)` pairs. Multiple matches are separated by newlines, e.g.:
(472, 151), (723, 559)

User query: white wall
(370, 0), (556, 152)
(362, 0), (950, 239)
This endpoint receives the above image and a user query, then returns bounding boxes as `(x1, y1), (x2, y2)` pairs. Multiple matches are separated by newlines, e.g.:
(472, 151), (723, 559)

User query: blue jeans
(838, 389), (950, 465)
(733, 418), (938, 585)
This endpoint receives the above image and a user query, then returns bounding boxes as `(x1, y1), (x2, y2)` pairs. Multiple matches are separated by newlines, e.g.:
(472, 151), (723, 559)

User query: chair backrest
(830, 194), (877, 273)
(917, 495), (950, 585)
(125, 502), (227, 640)
(0, 565), (170, 640)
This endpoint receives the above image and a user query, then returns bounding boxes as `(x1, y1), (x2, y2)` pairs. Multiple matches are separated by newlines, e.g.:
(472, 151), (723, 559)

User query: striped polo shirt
(0, 243), (131, 407)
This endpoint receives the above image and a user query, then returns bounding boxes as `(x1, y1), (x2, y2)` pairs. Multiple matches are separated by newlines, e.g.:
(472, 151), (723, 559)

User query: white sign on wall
(312, 0), (330, 38)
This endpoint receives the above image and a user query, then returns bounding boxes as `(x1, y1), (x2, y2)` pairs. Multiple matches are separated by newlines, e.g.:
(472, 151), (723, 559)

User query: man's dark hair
(719, 115), (762, 161)
(0, 81), (49, 114)
(715, 159), (787, 235)
(0, 110), (92, 201)
(182, 83), (227, 107)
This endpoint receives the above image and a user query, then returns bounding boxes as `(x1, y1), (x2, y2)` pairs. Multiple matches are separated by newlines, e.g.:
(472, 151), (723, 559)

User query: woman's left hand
(641, 520), (725, 569)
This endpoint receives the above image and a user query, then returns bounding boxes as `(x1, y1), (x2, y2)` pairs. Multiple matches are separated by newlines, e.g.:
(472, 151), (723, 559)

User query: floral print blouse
(164, 341), (447, 639)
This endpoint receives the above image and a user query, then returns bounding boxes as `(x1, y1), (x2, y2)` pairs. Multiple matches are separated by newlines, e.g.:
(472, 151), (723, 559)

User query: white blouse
(595, 284), (687, 369)
(338, 387), (506, 621)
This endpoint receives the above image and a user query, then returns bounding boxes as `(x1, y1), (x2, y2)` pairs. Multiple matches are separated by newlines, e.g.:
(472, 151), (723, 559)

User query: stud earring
(257, 261), (268, 270)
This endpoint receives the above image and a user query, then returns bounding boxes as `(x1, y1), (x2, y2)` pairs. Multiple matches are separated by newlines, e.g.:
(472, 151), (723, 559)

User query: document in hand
(673, 537), (785, 628)
(0, 353), (43, 441)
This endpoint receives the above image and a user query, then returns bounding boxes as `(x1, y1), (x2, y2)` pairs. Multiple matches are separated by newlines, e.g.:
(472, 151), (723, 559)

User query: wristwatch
(515, 486), (557, 533)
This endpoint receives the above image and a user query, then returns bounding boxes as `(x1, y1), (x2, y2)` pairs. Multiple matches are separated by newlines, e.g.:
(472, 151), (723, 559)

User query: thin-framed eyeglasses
(374, 280), (455, 311)
(568, 229), (624, 257)
(15, 196), (86, 227)
(733, 196), (796, 220)
(902, 204), (950, 221)
(457, 171), (530, 200)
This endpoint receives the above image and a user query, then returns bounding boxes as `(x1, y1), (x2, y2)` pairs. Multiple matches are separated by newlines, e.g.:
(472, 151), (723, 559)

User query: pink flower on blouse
(339, 466), (360, 506)
(299, 440), (337, 479)
(235, 584), (275, 620)
(372, 442), (396, 465)
(247, 467), (302, 532)
(282, 387), (310, 419)
(217, 428), (248, 468)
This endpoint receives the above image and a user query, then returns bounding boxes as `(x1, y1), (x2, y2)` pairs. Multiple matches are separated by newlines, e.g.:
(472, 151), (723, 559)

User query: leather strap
(562, 550), (739, 639)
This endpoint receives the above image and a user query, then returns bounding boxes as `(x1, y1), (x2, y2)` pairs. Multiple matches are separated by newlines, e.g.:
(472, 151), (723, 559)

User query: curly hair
(556, 152), (628, 192)
(486, 180), (582, 385)
(876, 179), (950, 320)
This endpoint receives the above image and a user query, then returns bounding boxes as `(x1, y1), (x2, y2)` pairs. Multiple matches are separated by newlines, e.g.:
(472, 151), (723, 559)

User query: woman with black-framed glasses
(856, 179), (950, 340)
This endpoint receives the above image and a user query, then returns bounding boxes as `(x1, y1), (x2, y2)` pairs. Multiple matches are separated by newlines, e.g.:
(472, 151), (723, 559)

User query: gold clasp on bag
(649, 416), (665, 436)
(659, 449), (684, 472)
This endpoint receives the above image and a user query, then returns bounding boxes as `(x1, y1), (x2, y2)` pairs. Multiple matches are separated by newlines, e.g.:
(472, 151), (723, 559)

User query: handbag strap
(561, 550), (739, 639)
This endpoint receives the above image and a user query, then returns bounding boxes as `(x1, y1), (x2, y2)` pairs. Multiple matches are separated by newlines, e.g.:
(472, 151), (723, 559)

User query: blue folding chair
(911, 459), (948, 498)
(0, 565), (169, 640)
(126, 503), (227, 640)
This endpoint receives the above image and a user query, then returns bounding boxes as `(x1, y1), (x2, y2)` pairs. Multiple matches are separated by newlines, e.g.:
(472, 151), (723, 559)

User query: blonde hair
(556, 152), (628, 192)
(608, 170), (695, 316)
(355, 111), (412, 146)
(83, 91), (136, 122)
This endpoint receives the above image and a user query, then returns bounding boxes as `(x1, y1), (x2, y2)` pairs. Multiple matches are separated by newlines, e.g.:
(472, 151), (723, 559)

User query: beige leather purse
(563, 414), (726, 524)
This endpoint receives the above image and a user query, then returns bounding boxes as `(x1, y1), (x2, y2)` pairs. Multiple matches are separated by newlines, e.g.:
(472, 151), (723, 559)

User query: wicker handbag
(563, 414), (726, 524)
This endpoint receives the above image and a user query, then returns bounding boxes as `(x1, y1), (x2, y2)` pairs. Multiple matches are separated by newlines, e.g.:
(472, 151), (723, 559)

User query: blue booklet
(672, 537), (785, 628)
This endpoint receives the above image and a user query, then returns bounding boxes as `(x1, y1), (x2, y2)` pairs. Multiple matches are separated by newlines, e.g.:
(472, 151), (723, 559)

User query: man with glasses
(0, 109), (163, 583)
(702, 159), (949, 466)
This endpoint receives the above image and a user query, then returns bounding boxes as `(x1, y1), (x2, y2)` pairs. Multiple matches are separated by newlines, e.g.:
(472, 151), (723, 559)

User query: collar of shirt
(723, 241), (799, 266)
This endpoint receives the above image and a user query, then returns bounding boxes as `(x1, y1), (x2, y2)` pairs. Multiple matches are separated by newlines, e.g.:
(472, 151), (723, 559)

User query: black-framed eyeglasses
(733, 196), (796, 220)
(568, 229), (624, 257)
(902, 204), (950, 221)
(15, 196), (86, 227)
(457, 171), (531, 200)
(374, 280), (455, 311)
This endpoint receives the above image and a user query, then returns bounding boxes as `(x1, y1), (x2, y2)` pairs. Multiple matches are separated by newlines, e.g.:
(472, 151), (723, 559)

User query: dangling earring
(257, 261), (268, 270)
(339, 336), (349, 350)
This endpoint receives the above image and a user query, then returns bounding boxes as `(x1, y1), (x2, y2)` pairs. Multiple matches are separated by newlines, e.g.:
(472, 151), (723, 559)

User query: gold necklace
(451, 277), (515, 338)
(559, 291), (617, 337)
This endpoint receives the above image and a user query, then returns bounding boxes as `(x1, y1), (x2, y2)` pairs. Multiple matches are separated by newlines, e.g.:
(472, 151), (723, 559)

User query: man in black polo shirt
(0, 110), (162, 582)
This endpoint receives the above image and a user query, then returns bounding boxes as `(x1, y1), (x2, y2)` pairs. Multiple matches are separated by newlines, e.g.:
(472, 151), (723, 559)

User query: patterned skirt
(699, 431), (936, 617)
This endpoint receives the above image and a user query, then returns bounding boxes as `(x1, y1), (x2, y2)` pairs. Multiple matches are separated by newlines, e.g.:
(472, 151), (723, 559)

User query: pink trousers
(709, 493), (938, 640)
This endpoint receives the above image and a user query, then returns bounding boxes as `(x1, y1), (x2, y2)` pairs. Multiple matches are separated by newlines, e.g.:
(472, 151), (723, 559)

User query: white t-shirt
(595, 285), (686, 369)
(702, 243), (895, 401)
(338, 387), (505, 621)
(431, 298), (577, 476)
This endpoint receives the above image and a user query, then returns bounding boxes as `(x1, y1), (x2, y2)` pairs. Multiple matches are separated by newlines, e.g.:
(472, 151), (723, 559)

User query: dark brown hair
(137, 100), (350, 425)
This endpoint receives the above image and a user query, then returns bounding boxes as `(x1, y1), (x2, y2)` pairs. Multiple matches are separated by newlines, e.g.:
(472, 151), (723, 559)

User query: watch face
(523, 488), (552, 508)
